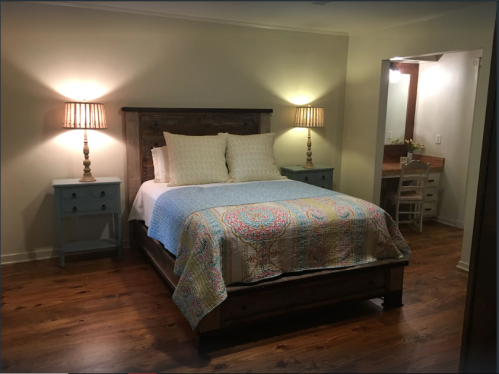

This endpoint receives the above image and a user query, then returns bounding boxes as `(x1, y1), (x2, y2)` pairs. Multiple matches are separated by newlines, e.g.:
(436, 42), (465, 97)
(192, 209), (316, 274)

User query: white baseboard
(1, 248), (59, 265)
(456, 261), (469, 272)
(434, 216), (464, 229)
(1, 240), (130, 265)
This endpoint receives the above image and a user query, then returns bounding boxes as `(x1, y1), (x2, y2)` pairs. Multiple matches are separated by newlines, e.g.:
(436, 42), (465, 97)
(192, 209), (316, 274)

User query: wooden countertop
(382, 155), (445, 176)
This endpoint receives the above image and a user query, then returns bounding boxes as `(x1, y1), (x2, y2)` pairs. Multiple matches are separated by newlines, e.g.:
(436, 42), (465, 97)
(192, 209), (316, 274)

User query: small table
(53, 177), (122, 267)
(280, 165), (334, 190)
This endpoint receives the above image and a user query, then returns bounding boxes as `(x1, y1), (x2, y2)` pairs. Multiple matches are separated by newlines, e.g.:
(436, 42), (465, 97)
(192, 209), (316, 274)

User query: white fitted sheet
(128, 179), (291, 227)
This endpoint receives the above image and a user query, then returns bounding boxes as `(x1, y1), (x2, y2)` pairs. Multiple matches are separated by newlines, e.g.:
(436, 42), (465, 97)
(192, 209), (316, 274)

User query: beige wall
(340, 2), (495, 271)
(1, 2), (348, 263)
(414, 50), (482, 230)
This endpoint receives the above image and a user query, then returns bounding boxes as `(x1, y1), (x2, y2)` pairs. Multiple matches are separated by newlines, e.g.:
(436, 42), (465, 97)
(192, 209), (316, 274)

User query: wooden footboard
(133, 221), (408, 338)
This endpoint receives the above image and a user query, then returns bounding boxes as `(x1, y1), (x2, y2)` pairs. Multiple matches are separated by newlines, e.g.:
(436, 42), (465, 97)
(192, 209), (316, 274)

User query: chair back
(397, 160), (431, 200)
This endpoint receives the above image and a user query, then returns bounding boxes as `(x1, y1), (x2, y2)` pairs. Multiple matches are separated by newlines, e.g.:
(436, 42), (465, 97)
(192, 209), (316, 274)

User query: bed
(123, 107), (410, 343)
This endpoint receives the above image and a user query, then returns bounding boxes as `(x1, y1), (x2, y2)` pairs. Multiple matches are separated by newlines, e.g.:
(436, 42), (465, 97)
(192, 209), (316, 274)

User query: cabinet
(53, 177), (122, 267)
(280, 165), (334, 190)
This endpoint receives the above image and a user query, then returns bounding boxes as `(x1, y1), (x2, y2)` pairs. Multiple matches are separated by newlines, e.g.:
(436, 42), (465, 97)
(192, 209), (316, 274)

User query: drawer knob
(102, 204), (107, 211)
(428, 179), (435, 183)
(100, 191), (106, 197)
(72, 206), (77, 213)
(427, 194), (433, 197)
(322, 185), (325, 188)
(322, 175), (326, 180)
(425, 208), (431, 211)
(305, 176), (308, 182)
(71, 193), (76, 199)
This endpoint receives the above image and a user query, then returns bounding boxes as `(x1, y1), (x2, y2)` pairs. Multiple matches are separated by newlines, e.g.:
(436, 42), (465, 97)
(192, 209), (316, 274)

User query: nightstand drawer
(315, 172), (332, 182)
(311, 180), (333, 190)
(296, 173), (316, 183)
(61, 200), (117, 215)
(61, 187), (88, 200)
(89, 186), (116, 199)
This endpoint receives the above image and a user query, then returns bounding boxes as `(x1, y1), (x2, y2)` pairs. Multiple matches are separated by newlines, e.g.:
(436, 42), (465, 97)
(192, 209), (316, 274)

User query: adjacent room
(1, 1), (496, 373)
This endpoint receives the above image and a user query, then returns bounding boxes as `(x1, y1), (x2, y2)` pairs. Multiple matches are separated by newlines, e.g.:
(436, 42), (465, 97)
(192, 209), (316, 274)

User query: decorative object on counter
(405, 138), (424, 162)
(389, 138), (404, 145)
(63, 101), (107, 182)
(294, 105), (324, 169)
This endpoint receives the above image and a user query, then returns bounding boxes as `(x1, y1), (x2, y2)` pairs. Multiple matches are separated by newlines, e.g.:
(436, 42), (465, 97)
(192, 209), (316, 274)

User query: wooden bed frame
(122, 107), (409, 342)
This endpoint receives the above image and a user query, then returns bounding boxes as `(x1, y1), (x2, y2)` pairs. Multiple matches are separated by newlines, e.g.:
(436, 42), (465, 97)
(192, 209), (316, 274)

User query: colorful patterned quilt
(147, 181), (411, 329)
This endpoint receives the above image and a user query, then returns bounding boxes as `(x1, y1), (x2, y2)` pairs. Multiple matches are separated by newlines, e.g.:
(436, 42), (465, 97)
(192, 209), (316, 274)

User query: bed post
(124, 111), (141, 249)
(383, 265), (405, 309)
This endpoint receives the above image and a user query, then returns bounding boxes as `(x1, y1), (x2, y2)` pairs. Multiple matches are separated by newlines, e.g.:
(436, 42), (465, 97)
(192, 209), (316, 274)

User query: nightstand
(53, 177), (122, 267)
(280, 165), (334, 190)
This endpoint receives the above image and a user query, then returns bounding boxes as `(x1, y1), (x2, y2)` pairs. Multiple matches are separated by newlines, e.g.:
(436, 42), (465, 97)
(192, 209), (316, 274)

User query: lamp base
(79, 129), (96, 182)
(79, 173), (96, 182)
(302, 161), (315, 169)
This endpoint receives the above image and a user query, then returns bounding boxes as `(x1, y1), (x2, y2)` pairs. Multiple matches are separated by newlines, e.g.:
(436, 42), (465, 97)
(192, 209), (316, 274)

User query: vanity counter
(382, 155), (445, 177)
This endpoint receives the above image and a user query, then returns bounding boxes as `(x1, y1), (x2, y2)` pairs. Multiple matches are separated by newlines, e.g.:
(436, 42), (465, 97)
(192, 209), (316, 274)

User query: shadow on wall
(20, 181), (115, 259)
(20, 183), (58, 260)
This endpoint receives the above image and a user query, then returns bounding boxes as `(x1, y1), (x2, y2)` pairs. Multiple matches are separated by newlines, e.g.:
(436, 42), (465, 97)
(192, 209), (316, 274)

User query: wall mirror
(384, 62), (419, 156)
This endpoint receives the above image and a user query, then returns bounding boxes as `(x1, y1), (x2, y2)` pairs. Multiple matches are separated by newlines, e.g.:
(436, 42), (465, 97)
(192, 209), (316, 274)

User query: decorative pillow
(151, 146), (169, 183)
(225, 133), (285, 183)
(163, 132), (229, 187)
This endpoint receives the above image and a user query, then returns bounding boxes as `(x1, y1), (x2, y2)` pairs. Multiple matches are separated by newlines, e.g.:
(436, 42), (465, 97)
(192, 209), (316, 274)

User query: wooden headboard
(122, 107), (273, 212)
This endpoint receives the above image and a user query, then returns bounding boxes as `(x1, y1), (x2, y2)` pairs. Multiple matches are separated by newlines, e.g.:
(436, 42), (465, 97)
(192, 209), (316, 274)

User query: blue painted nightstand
(280, 165), (334, 190)
(53, 177), (122, 267)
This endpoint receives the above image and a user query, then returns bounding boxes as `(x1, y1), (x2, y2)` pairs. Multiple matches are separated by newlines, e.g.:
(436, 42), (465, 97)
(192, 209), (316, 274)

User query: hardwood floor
(1, 221), (467, 373)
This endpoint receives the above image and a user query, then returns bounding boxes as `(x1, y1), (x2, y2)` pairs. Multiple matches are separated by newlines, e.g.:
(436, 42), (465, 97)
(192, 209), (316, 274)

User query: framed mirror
(384, 62), (419, 157)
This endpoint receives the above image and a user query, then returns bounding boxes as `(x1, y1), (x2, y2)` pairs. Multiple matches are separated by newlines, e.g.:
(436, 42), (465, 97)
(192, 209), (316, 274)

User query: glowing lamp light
(63, 102), (107, 182)
(294, 106), (324, 169)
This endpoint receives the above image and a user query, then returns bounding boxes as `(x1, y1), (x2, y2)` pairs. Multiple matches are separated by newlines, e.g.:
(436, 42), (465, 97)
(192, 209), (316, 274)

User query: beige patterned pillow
(225, 133), (285, 182)
(164, 132), (229, 186)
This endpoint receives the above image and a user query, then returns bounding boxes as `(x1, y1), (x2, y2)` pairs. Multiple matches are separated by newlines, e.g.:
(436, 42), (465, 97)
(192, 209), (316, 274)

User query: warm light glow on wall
(56, 80), (108, 101)
(54, 129), (114, 151)
(288, 95), (314, 105)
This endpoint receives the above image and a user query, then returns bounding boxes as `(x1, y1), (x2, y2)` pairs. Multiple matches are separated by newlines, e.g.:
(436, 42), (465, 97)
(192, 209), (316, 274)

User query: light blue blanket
(147, 181), (339, 254)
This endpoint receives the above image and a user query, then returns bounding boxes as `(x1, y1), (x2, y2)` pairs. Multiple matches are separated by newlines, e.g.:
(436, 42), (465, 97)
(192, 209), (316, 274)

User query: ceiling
(42, 1), (481, 36)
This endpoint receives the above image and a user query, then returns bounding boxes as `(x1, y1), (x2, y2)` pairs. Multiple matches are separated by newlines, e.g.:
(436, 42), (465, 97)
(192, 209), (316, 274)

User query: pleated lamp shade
(63, 102), (107, 129)
(294, 107), (324, 128)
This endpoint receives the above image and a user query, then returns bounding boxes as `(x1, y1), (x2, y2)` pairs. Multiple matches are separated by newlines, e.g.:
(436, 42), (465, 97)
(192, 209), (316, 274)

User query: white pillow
(224, 133), (285, 183)
(151, 146), (169, 183)
(163, 132), (229, 187)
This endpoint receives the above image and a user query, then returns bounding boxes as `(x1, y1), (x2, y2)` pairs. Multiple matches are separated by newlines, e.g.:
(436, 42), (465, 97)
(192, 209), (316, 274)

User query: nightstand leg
(115, 213), (122, 259)
(57, 218), (65, 267)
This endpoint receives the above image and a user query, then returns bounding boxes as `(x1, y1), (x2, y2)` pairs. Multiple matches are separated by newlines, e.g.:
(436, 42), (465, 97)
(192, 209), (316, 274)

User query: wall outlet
(436, 134), (442, 144)
(388, 131), (392, 139)
(472, 58), (481, 67)
(346, 132), (351, 141)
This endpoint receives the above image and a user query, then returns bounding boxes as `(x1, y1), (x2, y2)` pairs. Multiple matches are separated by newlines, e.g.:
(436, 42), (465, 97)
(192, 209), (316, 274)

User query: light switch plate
(346, 132), (351, 141)
(436, 134), (442, 144)
(388, 131), (393, 139)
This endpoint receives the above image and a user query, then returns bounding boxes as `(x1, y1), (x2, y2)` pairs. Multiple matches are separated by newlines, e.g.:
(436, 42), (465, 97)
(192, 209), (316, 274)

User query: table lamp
(294, 106), (324, 169)
(63, 101), (107, 182)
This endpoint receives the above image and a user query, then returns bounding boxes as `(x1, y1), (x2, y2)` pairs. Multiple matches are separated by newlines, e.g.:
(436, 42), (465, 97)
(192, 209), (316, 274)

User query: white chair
(385, 160), (430, 233)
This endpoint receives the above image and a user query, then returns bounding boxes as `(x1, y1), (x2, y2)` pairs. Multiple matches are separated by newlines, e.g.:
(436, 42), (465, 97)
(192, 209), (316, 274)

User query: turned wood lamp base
(80, 130), (96, 182)
(302, 128), (316, 169)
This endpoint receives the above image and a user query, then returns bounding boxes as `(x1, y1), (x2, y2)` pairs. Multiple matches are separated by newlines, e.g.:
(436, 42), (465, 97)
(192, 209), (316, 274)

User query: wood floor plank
(1, 221), (467, 373)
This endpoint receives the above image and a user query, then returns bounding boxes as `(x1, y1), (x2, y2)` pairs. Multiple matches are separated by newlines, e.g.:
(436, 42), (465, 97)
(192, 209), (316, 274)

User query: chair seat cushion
(387, 191), (424, 201)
